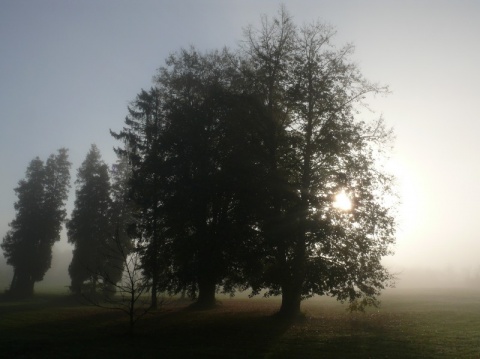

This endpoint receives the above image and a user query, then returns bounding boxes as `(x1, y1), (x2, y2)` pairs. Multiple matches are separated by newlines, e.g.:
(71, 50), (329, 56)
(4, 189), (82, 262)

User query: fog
(2, 1), (480, 293)
(0, 240), (72, 292)
(2, 238), (480, 293)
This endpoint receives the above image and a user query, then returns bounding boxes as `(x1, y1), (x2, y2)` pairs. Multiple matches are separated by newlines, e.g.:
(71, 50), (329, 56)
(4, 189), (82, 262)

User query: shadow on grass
(0, 302), (125, 358)
(0, 296), (441, 358)
(0, 297), (292, 358)
(155, 309), (292, 357)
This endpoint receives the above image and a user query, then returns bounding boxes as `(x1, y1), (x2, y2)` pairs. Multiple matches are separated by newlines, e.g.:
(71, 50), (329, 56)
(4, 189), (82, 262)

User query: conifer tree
(2, 149), (71, 298)
(67, 145), (112, 295)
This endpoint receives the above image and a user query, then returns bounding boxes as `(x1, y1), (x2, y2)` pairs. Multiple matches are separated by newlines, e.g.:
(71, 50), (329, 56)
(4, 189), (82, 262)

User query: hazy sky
(1, 0), (480, 287)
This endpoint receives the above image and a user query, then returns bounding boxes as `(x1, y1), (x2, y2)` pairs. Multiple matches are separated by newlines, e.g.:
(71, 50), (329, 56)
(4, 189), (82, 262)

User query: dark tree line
(2, 8), (396, 319)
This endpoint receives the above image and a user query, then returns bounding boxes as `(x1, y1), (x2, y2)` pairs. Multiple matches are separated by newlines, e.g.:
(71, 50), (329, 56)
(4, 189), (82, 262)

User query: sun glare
(333, 190), (352, 211)
(386, 156), (421, 236)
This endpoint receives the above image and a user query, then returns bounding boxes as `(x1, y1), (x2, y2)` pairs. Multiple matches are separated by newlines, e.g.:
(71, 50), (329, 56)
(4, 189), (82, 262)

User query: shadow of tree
(0, 297), (437, 358)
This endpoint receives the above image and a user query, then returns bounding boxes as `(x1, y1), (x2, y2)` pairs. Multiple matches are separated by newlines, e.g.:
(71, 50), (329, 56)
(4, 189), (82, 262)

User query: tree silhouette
(111, 87), (168, 309)
(107, 151), (136, 295)
(159, 54), (269, 307)
(113, 49), (270, 308)
(242, 7), (395, 318)
(1, 149), (71, 298)
(67, 144), (113, 295)
(111, 6), (396, 317)
(81, 230), (151, 336)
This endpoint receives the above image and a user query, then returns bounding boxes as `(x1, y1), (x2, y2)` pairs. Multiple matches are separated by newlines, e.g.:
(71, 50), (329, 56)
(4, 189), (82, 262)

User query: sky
(1, 0), (480, 289)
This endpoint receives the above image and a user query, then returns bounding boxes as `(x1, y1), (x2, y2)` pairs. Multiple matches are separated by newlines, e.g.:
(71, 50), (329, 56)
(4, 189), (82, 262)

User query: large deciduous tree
(67, 144), (113, 295)
(242, 7), (395, 318)
(113, 49), (268, 308)
(1, 148), (71, 298)
(157, 49), (268, 307)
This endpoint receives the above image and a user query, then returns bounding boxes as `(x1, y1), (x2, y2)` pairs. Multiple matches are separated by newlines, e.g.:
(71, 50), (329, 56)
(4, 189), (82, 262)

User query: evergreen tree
(112, 87), (167, 309)
(67, 145), (112, 295)
(104, 151), (135, 296)
(1, 149), (71, 298)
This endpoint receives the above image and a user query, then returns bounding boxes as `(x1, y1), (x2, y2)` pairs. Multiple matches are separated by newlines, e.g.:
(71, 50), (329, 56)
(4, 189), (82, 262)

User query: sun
(333, 190), (352, 211)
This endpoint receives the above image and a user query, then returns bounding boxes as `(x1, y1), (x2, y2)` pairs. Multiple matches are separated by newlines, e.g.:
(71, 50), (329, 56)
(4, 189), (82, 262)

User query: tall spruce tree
(1, 148), (71, 298)
(112, 87), (167, 309)
(106, 151), (135, 293)
(67, 144), (112, 295)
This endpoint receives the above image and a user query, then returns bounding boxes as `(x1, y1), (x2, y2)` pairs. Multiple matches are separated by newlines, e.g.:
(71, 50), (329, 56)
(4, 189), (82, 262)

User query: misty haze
(1, 1), (480, 358)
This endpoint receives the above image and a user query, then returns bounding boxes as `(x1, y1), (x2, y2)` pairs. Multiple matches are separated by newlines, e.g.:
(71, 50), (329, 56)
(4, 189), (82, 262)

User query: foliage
(111, 6), (396, 315)
(113, 48), (272, 307)
(156, 49), (270, 305)
(240, 7), (396, 317)
(107, 151), (136, 293)
(1, 148), (71, 298)
(111, 87), (169, 308)
(67, 144), (114, 294)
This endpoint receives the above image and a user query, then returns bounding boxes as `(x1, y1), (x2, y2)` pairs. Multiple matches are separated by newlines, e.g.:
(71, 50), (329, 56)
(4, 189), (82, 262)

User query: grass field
(1, 288), (480, 358)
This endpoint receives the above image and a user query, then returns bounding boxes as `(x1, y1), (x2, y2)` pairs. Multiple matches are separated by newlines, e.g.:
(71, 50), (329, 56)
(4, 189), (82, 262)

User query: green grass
(1, 289), (480, 358)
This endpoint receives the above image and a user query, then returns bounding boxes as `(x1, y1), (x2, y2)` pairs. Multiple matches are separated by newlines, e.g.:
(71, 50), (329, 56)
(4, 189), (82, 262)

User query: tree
(67, 144), (113, 295)
(82, 230), (151, 336)
(107, 151), (136, 295)
(163, 67), (270, 307)
(242, 7), (396, 318)
(1, 149), (71, 298)
(112, 87), (168, 309)
(112, 6), (396, 316)
(113, 49), (269, 308)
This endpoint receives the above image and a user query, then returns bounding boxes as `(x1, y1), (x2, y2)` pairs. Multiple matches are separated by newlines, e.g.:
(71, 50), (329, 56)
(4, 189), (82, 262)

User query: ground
(1, 288), (480, 358)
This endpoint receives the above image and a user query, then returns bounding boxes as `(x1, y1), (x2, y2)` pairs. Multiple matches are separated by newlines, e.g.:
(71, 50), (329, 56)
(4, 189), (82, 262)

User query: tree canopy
(1, 148), (71, 298)
(240, 7), (395, 317)
(112, 7), (396, 317)
(67, 144), (114, 295)
(1, 7), (396, 317)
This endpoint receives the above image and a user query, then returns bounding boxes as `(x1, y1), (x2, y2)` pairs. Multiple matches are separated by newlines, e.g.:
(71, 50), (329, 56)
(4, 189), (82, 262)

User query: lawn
(1, 288), (480, 358)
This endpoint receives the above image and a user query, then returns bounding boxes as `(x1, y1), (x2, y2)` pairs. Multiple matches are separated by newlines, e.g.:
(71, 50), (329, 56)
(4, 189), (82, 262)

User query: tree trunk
(129, 289), (135, 336)
(90, 276), (97, 296)
(9, 270), (35, 299)
(150, 275), (158, 310)
(9, 272), (16, 293)
(195, 276), (216, 309)
(194, 217), (217, 309)
(278, 283), (302, 320)
(278, 232), (306, 321)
